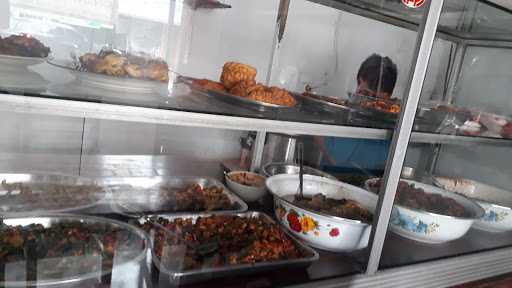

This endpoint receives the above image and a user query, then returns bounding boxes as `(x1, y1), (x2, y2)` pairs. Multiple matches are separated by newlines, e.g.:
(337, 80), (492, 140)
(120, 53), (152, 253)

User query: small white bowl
(266, 174), (377, 252)
(365, 178), (484, 244)
(434, 176), (512, 233)
(225, 171), (267, 202)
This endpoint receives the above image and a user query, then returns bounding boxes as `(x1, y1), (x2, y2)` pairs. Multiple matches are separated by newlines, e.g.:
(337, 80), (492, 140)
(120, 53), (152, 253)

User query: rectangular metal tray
(138, 211), (319, 285)
(109, 176), (248, 216)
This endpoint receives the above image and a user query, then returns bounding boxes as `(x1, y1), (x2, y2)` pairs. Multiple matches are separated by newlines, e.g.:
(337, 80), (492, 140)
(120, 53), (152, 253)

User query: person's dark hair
(357, 54), (398, 94)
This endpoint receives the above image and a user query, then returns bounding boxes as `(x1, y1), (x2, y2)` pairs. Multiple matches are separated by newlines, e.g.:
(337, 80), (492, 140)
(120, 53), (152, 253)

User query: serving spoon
(296, 142), (304, 201)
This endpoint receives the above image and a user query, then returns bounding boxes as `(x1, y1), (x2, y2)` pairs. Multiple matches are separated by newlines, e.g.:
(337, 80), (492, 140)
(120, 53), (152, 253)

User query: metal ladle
(295, 142), (304, 201)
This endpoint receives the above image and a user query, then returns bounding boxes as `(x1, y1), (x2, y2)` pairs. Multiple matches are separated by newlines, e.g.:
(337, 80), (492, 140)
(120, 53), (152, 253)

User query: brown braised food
(292, 194), (373, 222)
(140, 215), (306, 271)
(79, 50), (169, 82)
(192, 79), (226, 92)
(369, 179), (468, 217)
(161, 184), (237, 212)
(0, 34), (50, 58)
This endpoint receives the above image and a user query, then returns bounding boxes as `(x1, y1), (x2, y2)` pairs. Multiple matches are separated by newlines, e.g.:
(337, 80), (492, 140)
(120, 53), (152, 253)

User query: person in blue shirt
(316, 54), (398, 175)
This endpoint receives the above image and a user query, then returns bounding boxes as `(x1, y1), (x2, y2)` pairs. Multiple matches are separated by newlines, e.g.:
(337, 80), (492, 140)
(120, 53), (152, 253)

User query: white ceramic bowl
(225, 171), (267, 202)
(266, 174), (377, 252)
(365, 178), (484, 244)
(433, 176), (512, 233)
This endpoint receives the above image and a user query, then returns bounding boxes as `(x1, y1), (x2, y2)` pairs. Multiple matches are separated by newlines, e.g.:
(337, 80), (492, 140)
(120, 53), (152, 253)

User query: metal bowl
(262, 163), (336, 180)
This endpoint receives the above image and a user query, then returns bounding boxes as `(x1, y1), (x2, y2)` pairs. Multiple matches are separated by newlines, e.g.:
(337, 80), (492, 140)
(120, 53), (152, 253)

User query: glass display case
(0, 0), (512, 287)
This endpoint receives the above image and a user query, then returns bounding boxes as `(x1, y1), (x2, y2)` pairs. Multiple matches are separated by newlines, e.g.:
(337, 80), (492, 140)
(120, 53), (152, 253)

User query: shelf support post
(366, 0), (445, 275)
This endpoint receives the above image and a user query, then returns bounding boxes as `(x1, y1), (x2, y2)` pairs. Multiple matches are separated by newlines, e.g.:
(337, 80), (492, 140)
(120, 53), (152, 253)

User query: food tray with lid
(109, 176), (248, 216)
(178, 75), (298, 112)
(0, 214), (150, 288)
(0, 173), (108, 217)
(137, 211), (319, 285)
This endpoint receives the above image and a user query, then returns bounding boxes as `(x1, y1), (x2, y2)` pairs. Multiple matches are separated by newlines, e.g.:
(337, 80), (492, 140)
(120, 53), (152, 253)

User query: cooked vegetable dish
(0, 221), (144, 281)
(0, 180), (103, 214)
(140, 215), (306, 271)
(370, 180), (468, 217)
(0, 34), (50, 58)
(292, 194), (373, 222)
(169, 184), (237, 212)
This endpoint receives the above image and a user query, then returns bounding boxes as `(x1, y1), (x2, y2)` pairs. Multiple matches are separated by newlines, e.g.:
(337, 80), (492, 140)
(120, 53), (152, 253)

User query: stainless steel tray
(138, 211), (319, 285)
(0, 174), (108, 217)
(109, 176), (248, 216)
(0, 214), (150, 288)
(178, 75), (298, 112)
(294, 92), (351, 113)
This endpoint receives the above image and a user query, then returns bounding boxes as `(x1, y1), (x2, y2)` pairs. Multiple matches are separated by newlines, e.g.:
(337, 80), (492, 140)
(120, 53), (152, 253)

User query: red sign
(402, 0), (425, 8)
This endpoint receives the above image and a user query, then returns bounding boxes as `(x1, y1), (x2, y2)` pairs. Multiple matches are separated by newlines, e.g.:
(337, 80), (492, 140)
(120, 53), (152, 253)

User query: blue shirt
(321, 137), (390, 172)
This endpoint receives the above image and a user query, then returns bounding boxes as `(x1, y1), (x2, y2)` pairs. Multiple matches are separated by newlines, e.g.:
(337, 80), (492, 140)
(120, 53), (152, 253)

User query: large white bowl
(266, 174), (377, 252)
(225, 171), (267, 202)
(365, 178), (484, 244)
(433, 176), (512, 233)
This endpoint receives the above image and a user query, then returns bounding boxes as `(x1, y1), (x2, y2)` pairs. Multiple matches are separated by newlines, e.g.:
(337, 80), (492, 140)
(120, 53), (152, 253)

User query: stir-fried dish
(0, 34), (50, 58)
(0, 221), (144, 281)
(140, 215), (306, 271)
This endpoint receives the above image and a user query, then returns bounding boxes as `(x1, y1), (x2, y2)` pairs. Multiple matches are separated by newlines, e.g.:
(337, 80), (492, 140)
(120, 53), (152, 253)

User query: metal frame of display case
(0, 0), (512, 287)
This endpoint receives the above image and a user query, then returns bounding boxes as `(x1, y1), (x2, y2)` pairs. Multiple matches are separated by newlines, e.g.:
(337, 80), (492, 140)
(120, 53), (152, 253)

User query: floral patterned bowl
(433, 176), (512, 233)
(266, 174), (378, 252)
(365, 178), (484, 244)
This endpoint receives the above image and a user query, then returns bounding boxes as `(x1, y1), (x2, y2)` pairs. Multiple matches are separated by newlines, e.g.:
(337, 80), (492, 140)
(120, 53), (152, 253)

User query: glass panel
(413, 6), (512, 140)
(379, 0), (512, 270)
(0, 114), (401, 286)
(0, 0), (424, 133)
(0, 111), (83, 175)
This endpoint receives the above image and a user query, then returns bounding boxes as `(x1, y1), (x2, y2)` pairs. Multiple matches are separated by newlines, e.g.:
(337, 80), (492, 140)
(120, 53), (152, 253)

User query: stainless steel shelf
(0, 93), (510, 145)
(307, 0), (512, 42)
(0, 93), (391, 140)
